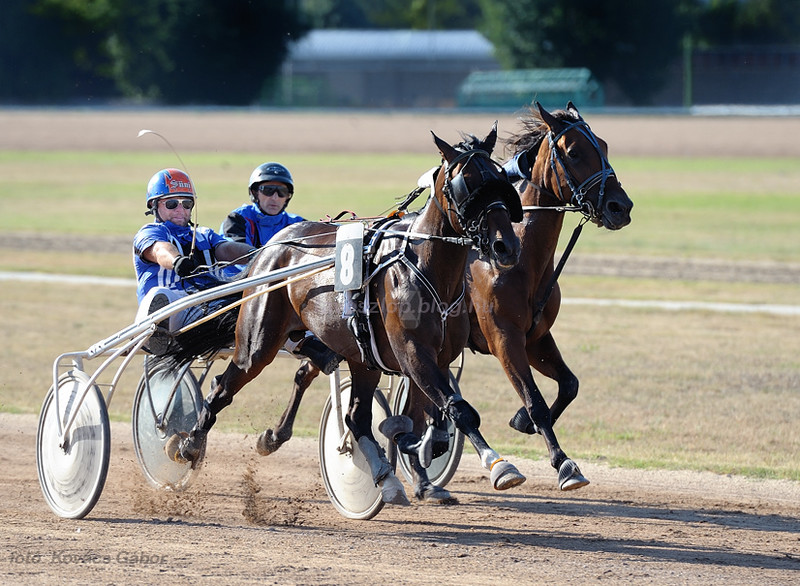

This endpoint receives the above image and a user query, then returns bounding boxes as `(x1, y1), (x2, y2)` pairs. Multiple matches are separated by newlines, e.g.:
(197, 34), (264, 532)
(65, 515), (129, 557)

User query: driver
(221, 162), (341, 375)
(221, 162), (305, 249)
(133, 168), (255, 354)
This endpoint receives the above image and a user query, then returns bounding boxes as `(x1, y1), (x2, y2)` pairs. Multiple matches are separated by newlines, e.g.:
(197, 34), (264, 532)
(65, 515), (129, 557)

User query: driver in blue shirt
(134, 168), (256, 355)
(220, 162), (340, 375)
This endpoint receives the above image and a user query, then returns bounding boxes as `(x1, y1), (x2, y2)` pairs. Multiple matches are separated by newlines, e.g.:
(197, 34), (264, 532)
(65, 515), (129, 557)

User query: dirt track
(3, 413), (799, 584)
(3, 110), (800, 584)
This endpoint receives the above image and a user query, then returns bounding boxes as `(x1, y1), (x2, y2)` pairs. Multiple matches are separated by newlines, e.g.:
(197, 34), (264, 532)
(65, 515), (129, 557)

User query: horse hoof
(379, 474), (410, 506)
(255, 430), (281, 456)
(378, 415), (413, 439)
(415, 484), (456, 504)
(164, 433), (190, 463)
(490, 459), (526, 490)
(558, 459), (590, 491)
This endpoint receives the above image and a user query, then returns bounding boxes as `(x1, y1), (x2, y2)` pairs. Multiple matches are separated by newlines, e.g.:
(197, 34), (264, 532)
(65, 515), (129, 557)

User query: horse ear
(536, 101), (563, 133)
(481, 121), (498, 154)
(566, 101), (583, 120)
(431, 130), (458, 162)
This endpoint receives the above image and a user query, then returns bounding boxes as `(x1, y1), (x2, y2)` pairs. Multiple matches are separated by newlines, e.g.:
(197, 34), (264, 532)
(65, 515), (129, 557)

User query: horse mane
(455, 132), (485, 152)
(504, 106), (581, 157)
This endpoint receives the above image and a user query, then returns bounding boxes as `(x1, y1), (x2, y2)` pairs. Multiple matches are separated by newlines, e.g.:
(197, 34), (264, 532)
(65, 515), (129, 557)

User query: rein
(520, 118), (613, 332)
(530, 215), (589, 331)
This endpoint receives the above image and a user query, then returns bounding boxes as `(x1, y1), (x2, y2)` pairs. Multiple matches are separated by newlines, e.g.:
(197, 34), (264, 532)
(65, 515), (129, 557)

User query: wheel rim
(319, 382), (393, 520)
(132, 364), (204, 491)
(36, 371), (110, 519)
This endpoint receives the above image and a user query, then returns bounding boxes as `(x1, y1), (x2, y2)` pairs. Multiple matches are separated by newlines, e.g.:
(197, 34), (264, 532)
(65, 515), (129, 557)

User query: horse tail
(154, 295), (240, 370)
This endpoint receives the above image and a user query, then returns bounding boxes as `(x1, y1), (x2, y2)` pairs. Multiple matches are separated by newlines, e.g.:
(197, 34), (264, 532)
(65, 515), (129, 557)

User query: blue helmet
(248, 162), (293, 203)
(146, 168), (196, 209)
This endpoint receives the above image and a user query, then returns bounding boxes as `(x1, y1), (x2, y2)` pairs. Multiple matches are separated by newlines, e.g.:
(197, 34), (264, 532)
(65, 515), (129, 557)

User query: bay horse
(457, 102), (633, 493)
(168, 124), (527, 505)
(253, 104), (633, 502)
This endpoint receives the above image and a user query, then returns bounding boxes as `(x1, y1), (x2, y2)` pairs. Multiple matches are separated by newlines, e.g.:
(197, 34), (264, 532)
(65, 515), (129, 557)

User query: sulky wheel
(37, 370), (111, 519)
(132, 361), (205, 491)
(318, 379), (394, 520)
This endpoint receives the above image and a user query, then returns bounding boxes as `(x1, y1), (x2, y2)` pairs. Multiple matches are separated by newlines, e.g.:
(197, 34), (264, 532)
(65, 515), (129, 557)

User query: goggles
(161, 198), (195, 210)
(256, 184), (290, 198)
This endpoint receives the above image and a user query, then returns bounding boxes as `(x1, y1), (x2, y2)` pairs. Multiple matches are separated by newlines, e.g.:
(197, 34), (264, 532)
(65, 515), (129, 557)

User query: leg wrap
(357, 436), (392, 485)
(444, 394), (481, 430)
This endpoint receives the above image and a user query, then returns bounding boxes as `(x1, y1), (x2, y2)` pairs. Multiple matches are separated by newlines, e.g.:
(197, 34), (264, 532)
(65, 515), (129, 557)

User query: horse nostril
(492, 241), (508, 257)
(492, 240), (519, 266)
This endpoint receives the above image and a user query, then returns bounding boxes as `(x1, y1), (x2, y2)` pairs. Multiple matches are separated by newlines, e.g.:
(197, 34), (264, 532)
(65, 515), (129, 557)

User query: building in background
(281, 29), (499, 108)
(280, 30), (800, 110)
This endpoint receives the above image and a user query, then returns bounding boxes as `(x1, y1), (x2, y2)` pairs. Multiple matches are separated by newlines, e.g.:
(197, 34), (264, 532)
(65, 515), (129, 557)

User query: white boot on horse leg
(447, 395), (526, 491)
(378, 474), (409, 505)
(357, 436), (410, 505)
(480, 448), (527, 490)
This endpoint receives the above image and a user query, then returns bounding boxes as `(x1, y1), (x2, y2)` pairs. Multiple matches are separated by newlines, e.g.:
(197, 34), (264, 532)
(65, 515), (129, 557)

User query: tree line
(2, 0), (798, 106)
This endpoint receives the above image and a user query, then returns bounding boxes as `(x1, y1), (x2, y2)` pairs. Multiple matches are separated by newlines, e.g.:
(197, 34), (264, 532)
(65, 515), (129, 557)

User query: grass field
(1, 113), (798, 481)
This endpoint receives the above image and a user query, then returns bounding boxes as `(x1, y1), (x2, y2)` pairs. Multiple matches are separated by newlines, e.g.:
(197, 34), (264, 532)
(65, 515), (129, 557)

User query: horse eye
(566, 147), (580, 160)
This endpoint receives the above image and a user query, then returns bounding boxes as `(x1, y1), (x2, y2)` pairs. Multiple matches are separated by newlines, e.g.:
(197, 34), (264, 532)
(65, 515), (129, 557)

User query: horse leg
(509, 331), (578, 427)
(167, 355), (267, 463)
(443, 393), (526, 490)
(256, 360), (320, 455)
(347, 365), (409, 506)
(499, 340), (588, 491)
(379, 384), (453, 503)
(533, 332), (579, 425)
(401, 358), (525, 492)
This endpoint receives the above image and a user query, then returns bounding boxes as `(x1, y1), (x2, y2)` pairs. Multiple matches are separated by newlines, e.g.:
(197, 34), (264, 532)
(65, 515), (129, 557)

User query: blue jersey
(133, 221), (229, 303)
(221, 204), (305, 248)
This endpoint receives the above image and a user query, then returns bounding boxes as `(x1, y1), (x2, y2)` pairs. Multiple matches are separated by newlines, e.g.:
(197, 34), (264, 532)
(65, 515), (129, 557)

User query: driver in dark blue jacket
(221, 162), (340, 375)
(221, 162), (305, 249)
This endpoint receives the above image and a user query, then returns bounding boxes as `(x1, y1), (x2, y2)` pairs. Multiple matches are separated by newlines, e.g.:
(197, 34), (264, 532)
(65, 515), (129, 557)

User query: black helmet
(249, 162), (293, 203)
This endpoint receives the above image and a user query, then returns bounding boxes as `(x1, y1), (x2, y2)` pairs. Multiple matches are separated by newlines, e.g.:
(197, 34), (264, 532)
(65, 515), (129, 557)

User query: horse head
(530, 102), (633, 230)
(430, 123), (521, 269)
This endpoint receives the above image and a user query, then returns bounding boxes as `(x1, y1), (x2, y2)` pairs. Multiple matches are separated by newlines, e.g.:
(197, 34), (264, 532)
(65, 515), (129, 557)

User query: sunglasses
(161, 198), (195, 210)
(256, 184), (290, 198)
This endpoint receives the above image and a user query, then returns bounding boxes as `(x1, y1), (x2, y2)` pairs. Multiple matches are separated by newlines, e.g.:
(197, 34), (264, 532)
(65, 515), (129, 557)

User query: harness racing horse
(457, 102), (634, 494)
(168, 124), (527, 506)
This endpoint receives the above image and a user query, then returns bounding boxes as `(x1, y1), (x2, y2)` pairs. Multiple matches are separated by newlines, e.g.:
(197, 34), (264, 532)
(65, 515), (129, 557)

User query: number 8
(340, 242), (354, 286)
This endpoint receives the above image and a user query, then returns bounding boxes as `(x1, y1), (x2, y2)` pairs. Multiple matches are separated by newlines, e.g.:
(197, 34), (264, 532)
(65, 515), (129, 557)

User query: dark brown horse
(168, 125), (527, 506)
(253, 104), (633, 502)
(460, 102), (633, 493)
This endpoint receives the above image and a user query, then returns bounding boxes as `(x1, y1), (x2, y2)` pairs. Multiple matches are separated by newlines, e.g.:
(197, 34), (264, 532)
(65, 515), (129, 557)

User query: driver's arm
(141, 241), (182, 270)
(214, 241), (257, 263)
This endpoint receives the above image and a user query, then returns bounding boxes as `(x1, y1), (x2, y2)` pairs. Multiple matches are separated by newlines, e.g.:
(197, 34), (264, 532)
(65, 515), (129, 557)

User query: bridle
(522, 118), (618, 331)
(439, 147), (520, 255)
(526, 119), (617, 222)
